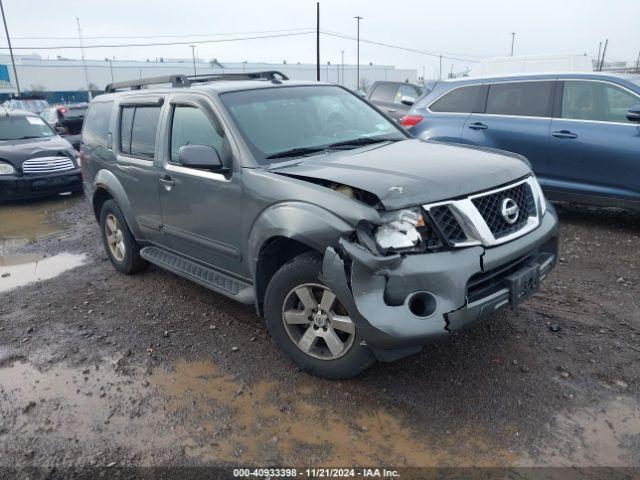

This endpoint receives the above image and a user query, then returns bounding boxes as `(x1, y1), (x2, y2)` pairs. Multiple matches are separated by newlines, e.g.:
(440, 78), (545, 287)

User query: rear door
(544, 79), (640, 204)
(416, 83), (482, 140)
(462, 80), (555, 173)
(113, 97), (164, 243)
(367, 82), (400, 118)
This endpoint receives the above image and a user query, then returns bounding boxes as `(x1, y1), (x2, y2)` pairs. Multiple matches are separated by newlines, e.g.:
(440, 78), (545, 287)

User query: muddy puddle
(528, 397), (640, 467)
(0, 197), (73, 250)
(150, 360), (518, 467)
(0, 252), (87, 292)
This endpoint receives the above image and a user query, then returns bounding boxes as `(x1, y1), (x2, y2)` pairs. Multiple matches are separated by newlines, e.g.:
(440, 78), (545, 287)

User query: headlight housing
(530, 175), (547, 216)
(374, 208), (424, 251)
(0, 162), (15, 175)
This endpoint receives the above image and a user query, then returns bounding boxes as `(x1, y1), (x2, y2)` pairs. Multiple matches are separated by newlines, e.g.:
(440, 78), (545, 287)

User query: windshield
(220, 85), (406, 164)
(0, 116), (56, 141)
(2, 99), (50, 114)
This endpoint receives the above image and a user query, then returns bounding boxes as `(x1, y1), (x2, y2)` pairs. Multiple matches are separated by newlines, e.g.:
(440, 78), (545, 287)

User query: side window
(561, 81), (640, 124)
(83, 101), (113, 147)
(393, 84), (419, 104)
(485, 81), (553, 117)
(170, 105), (224, 164)
(121, 106), (161, 159)
(429, 85), (481, 113)
(369, 83), (397, 102)
(119, 107), (135, 154)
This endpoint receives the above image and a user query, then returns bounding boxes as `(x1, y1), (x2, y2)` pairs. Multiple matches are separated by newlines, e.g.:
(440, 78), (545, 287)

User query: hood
(272, 139), (532, 210)
(0, 136), (76, 167)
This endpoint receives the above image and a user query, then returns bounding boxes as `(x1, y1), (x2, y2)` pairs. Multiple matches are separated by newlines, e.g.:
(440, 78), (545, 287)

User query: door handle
(387, 108), (397, 113)
(552, 130), (578, 139)
(159, 175), (175, 191)
(467, 122), (488, 130)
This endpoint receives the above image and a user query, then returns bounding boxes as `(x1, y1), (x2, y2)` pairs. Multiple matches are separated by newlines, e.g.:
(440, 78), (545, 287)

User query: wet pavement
(0, 195), (639, 473)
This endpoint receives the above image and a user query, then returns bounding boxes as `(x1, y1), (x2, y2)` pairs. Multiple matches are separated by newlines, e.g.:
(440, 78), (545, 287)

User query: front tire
(99, 199), (148, 274)
(264, 253), (375, 379)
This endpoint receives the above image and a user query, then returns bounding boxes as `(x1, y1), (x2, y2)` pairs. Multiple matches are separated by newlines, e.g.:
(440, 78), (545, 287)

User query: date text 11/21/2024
(232, 468), (400, 477)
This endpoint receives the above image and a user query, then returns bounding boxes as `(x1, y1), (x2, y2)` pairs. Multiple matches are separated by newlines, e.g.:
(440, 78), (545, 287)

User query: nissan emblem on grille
(501, 198), (519, 224)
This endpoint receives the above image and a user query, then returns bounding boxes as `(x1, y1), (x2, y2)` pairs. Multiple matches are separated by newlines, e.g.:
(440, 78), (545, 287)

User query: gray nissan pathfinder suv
(82, 71), (558, 378)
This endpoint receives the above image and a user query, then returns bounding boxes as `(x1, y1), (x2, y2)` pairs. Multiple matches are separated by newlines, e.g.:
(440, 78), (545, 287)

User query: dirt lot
(0, 194), (639, 475)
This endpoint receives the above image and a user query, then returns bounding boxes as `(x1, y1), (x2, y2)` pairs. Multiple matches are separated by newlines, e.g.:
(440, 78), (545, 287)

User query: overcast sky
(1, 0), (638, 75)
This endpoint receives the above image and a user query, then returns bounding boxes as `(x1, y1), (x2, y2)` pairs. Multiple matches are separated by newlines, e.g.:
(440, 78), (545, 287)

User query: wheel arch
(91, 169), (143, 239)
(248, 202), (354, 315)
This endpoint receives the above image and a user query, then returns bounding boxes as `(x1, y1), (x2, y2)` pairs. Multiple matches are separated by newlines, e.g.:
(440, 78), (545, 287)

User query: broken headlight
(374, 208), (424, 251)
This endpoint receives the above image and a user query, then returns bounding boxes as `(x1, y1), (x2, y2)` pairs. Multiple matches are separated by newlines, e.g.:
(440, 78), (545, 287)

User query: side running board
(140, 246), (254, 304)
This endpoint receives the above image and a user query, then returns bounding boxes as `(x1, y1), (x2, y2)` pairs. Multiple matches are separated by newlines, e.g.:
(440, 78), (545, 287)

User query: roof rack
(105, 75), (188, 93)
(104, 70), (289, 93)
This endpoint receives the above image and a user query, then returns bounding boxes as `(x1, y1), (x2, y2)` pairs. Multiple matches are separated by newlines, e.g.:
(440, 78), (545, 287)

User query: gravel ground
(0, 194), (639, 475)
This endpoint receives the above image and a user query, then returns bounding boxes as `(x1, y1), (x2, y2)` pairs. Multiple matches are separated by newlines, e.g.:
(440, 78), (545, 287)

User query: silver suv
(82, 71), (558, 378)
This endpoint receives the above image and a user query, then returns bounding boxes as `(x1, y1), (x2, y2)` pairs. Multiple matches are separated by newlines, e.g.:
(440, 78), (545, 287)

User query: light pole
(108, 58), (114, 82)
(354, 16), (363, 90)
(0, 0), (19, 95)
(76, 17), (92, 100)
(510, 32), (516, 56)
(190, 45), (197, 76)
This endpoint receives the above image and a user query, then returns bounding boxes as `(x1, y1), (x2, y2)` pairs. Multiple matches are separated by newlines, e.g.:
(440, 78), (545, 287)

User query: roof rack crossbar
(105, 74), (189, 93)
(103, 70), (289, 94)
(186, 70), (289, 83)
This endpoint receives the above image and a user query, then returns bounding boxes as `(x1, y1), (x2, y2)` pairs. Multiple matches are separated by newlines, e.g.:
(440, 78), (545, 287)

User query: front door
(157, 94), (244, 275)
(462, 80), (555, 175)
(545, 79), (640, 204)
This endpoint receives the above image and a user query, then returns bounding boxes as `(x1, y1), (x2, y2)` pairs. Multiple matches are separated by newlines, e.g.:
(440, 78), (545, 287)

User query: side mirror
(54, 126), (67, 135)
(178, 144), (223, 170)
(627, 105), (640, 123)
(400, 95), (416, 106)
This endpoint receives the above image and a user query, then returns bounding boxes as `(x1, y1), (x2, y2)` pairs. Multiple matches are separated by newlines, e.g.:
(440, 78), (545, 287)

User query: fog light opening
(407, 291), (437, 318)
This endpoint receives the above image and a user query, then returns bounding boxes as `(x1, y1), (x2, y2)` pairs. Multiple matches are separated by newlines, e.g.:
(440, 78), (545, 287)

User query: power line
(7, 27), (315, 41)
(0, 30), (316, 50)
(321, 30), (481, 63)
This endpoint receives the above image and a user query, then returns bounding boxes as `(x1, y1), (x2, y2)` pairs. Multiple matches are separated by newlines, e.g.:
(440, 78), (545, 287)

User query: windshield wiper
(15, 135), (46, 140)
(327, 137), (402, 149)
(265, 146), (327, 160)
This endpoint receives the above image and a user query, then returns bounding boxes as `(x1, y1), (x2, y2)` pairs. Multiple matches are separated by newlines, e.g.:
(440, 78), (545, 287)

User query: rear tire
(99, 199), (148, 274)
(264, 253), (375, 379)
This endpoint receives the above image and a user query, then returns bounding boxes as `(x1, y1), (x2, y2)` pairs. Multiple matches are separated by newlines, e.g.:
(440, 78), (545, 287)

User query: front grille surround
(424, 176), (543, 248)
(21, 156), (75, 175)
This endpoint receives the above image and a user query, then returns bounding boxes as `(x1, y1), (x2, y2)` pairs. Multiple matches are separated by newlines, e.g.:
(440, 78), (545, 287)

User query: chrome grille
(22, 156), (75, 174)
(423, 177), (542, 248)
(471, 182), (536, 239)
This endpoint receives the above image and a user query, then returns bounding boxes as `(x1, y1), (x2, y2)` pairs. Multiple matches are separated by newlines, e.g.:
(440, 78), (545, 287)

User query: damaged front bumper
(321, 206), (559, 362)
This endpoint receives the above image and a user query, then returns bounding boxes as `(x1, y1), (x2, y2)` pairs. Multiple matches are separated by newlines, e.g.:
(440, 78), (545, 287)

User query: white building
(0, 54), (417, 95)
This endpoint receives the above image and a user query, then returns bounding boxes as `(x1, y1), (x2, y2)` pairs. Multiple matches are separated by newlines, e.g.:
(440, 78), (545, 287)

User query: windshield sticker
(26, 117), (46, 126)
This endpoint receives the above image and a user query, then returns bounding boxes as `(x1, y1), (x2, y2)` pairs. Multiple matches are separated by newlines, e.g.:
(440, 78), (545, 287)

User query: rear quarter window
(83, 101), (113, 147)
(429, 85), (481, 113)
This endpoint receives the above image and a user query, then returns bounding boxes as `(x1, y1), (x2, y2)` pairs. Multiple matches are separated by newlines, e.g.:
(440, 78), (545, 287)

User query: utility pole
(636, 50), (639, 73)
(0, 0), (19, 95)
(326, 61), (330, 82)
(596, 41), (602, 70)
(76, 17), (91, 100)
(108, 58), (114, 82)
(190, 45), (197, 76)
(422, 66), (425, 86)
(340, 50), (344, 86)
(599, 39), (608, 71)
(510, 32), (516, 56)
(354, 16), (363, 90)
(316, 2), (320, 81)
(450, 63), (454, 79)
(439, 55), (442, 80)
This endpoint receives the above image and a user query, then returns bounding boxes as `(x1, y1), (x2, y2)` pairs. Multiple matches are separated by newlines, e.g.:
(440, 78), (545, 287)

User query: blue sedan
(402, 73), (640, 210)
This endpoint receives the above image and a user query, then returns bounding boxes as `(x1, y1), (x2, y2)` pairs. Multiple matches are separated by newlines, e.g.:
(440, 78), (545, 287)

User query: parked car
(41, 103), (89, 150)
(1, 96), (50, 114)
(82, 71), (557, 379)
(366, 81), (426, 120)
(0, 108), (81, 201)
(402, 73), (640, 210)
